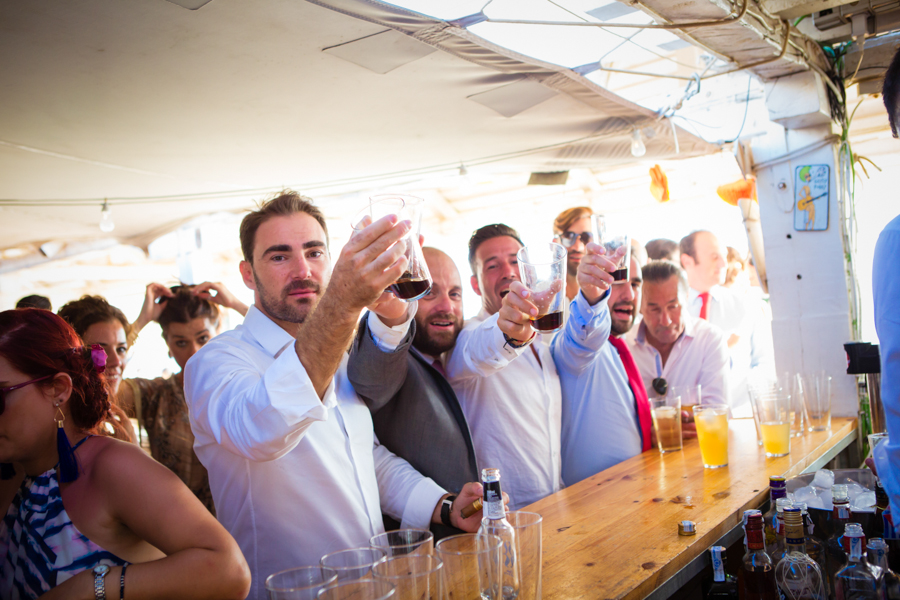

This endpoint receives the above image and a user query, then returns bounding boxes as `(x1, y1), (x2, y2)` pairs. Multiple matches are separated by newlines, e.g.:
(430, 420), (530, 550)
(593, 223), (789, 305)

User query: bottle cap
(678, 520), (696, 536)
(869, 538), (888, 551)
(481, 468), (500, 482)
(776, 498), (793, 511)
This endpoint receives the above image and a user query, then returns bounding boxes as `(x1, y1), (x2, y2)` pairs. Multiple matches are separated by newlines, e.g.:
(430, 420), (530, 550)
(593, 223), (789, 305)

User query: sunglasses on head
(559, 231), (593, 249)
(0, 374), (53, 416)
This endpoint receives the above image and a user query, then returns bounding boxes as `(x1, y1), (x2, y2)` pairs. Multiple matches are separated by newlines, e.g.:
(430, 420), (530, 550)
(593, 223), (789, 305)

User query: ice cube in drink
(652, 405), (683, 453)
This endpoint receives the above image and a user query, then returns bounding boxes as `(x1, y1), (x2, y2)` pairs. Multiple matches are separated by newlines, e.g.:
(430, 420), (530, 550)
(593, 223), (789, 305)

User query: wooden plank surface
(524, 417), (857, 600)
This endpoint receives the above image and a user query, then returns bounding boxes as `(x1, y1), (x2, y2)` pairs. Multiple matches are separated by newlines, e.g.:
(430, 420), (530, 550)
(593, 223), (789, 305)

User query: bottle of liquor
(477, 468), (519, 600)
(794, 502), (827, 594)
(874, 480), (898, 541)
(739, 510), (780, 600)
(834, 523), (883, 600)
(867, 538), (900, 599)
(774, 507), (826, 600)
(704, 545), (738, 599)
(769, 498), (793, 563)
(764, 476), (788, 551)
(826, 484), (851, 593)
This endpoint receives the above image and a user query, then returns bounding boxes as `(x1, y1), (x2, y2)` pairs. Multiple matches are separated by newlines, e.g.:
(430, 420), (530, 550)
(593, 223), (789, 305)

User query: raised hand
(497, 281), (539, 344)
(192, 282), (249, 316)
(133, 283), (175, 333)
(577, 242), (625, 305)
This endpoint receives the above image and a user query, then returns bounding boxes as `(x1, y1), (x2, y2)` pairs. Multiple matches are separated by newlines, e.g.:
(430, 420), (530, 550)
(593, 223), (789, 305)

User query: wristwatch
(502, 332), (534, 350)
(440, 495), (457, 527)
(93, 564), (110, 600)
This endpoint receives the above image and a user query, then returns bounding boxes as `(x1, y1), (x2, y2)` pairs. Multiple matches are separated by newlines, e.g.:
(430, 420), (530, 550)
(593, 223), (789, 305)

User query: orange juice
(760, 421), (790, 457)
(693, 406), (729, 468)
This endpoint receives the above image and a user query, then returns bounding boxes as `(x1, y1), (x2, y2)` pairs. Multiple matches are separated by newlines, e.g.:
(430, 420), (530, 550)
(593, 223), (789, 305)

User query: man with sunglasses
(553, 207), (595, 302)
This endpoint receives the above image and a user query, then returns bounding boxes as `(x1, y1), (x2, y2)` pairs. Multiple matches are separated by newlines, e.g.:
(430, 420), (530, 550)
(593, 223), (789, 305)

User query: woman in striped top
(0, 308), (250, 600)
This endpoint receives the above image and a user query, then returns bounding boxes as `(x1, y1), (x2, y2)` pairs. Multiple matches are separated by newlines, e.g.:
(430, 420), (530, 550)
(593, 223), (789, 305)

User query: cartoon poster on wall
(794, 164), (829, 231)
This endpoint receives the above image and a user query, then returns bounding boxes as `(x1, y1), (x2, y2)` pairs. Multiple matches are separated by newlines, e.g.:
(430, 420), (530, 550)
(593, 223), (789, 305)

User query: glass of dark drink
(352, 194), (433, 302)
(593, 214), (632, 283)
(516, 243), (567, 334)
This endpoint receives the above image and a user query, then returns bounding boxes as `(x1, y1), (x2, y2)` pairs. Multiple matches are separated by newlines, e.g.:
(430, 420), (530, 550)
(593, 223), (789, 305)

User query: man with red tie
(680, 230), (774, 416)
(538, 239), (656, 485)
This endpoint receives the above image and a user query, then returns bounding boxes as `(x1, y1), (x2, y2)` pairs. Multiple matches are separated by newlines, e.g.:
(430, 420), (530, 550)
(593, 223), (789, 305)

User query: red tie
(608, 336), (652, 452)
(698, 292), (710, 320)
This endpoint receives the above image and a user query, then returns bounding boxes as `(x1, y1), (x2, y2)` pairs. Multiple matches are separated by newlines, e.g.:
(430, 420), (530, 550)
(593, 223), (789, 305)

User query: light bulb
(99, 201), (115, 233)
(459, 163), (469, 177)
(630, 128), (646, 158)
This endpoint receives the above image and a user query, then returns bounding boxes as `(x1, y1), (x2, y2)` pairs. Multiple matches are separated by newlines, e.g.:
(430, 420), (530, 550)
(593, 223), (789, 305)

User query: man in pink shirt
(628, 261), (730, 407)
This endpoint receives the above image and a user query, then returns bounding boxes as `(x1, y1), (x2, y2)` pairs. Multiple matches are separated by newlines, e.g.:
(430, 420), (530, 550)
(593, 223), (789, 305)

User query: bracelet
(120, 563), (127, 600)
(502, 332), (534, 350)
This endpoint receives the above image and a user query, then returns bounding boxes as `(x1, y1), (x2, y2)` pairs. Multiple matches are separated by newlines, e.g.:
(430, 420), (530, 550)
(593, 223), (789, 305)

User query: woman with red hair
(0, 308), (250, 600)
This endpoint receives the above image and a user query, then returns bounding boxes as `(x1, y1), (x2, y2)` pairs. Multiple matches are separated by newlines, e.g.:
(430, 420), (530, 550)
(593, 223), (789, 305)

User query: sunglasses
(0, 374), (53, 416)
(558, 231), (593, 249)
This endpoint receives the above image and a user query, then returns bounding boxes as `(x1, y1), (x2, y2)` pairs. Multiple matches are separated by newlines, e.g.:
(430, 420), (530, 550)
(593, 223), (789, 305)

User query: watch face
(94, 564), (110, 576)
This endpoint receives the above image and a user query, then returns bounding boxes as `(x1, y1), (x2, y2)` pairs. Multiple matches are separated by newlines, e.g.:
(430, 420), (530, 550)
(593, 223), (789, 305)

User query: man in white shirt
(445, 224), (563, 510)
(629, 261), (730, 407)
(680, 231), (775, 416)
(184, 191), (482, 600)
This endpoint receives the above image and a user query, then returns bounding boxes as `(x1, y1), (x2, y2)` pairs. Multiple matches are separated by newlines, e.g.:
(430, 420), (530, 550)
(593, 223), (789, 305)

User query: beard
(254, 273), (321, 325)
(412, 313), (462, 356)
(567, 258), (580, 278)
(610, 301), (636, 336)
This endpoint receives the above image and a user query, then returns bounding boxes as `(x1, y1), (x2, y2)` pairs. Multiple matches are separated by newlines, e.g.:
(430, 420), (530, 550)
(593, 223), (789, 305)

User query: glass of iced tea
(592, 214), (631, 282)
(692, 404), (729, 468)
(651, 394), (683, 453)
(756, 391), (791, 458)
(516, 243), (567, 334)
(353, 194), (432, 302)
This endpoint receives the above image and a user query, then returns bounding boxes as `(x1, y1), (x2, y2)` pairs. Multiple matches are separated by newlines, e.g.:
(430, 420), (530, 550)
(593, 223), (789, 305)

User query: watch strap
(503, 332), (533, 350)
(440, 495), (457, 527)
(93, 565), (109, 600)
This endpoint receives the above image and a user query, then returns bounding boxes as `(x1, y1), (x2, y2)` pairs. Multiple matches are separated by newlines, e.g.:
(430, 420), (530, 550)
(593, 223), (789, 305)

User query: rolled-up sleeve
(185, 339), (331, 462)
(445, 313), (528, 381)
(373, 438), (446, 529)
(550, 291), (610, 376)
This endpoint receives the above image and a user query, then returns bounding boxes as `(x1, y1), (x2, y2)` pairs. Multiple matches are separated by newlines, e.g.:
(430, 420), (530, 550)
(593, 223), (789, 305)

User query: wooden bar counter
(524, 417), (858, 600)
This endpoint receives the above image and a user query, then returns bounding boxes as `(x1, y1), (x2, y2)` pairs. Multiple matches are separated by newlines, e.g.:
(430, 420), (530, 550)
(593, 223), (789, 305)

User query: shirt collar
(689, 285), (723, 303)
(242, 304), (297, 357)
(635, 317), (692, 344)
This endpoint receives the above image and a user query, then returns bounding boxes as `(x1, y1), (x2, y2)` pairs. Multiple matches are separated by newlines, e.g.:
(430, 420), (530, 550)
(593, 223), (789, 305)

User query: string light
(99, 200), (115, 232)
(630, 128), (646, 157)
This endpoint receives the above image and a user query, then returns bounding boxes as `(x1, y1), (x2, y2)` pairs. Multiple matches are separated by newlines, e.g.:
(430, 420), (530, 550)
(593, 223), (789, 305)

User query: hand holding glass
(352, 194), (432, 301)
(516, 243), (567, 333)
(592, 214), (631, 282)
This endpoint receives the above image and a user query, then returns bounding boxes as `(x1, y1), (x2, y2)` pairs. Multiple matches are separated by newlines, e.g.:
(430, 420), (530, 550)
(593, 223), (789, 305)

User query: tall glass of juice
(756, 392), (791, 458)
(692, 404), (729, 468)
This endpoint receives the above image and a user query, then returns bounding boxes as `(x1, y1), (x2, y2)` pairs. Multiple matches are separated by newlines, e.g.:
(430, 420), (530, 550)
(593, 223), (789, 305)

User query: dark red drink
(611, 268), (628, 281)
(389, 275), (432, 300)
(531, 311), (563, 332)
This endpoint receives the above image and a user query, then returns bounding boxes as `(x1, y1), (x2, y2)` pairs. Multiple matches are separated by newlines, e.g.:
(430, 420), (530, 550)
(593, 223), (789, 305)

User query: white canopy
(0, 0), (715, 256)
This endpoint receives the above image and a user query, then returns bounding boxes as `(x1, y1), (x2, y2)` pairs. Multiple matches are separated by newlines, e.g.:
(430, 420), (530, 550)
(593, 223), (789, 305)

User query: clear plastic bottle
(826, 484), (852, 594)
(477, 468), (519, 600)
(834, 523), (883, 600)
(867, 538), (900, 599)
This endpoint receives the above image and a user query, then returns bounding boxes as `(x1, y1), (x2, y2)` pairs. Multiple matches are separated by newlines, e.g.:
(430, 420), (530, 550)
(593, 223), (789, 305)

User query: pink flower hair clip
(89, 344), (107, 374)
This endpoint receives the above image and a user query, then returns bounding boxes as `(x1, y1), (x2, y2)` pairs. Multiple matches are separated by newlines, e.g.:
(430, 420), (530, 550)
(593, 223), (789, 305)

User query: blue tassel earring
(0, 463), (14, 480)
(55, 404), (80, 483)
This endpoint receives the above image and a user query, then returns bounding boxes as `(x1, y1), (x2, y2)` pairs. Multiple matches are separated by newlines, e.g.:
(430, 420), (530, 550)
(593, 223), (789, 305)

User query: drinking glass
(779, 372), (808, 437)
(592, 214), (631, 282)
(756, 391), (791, 457)
(803, 371), (832, 432)
(435, 534), (502, 600)
(651, 393), (683, 453)
(508, 512), (542, 600)
(352, 194), (432, 302)
(372, 555), (442, 600)
(317, 580), (395, 600)
(692, 404), (729, 468)
(670, 384), (701, 407)
(370, 529), (434, 557)
(320, 547), (387, 582)
(266, 566), (338, 600)
(516, 243), (567, 334)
